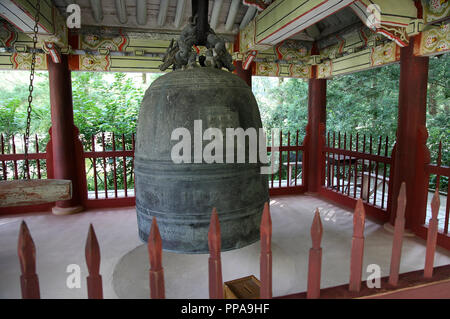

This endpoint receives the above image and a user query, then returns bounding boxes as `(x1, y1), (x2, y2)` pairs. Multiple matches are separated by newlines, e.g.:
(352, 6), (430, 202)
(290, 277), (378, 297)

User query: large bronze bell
(135, 67), (269, 253)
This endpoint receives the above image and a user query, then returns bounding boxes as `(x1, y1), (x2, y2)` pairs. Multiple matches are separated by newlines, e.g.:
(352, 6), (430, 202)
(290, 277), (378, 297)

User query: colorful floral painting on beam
(415, 23), (450, 56)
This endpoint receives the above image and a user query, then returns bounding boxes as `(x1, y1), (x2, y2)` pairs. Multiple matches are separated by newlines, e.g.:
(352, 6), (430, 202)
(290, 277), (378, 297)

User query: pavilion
(0, 0), (449, 299)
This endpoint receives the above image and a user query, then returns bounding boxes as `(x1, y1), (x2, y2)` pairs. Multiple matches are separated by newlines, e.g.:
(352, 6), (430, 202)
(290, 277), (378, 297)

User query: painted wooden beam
(317, 41), (401, 79)
(158, 0), (170, 27)
(0, 0), (53, 34)
(422, 0), (449, 25)
(350, 0), (417, 29)
(89, 0), (104, 23)
(174, 0), (187, 28)
(240, 0), (419, 56)
(0, 179), (72, 207)
(414, 23), (450, 57)
(350, 0), (418, 47)
(210, 0), (224, 30)
(0, 0), (68, 48)
(136, 0), (148, 25)
(253, 61), (311, 78)
(225, 0), (241, 32)
(254, 0), (355, 45)
(115, 0), (128, 24)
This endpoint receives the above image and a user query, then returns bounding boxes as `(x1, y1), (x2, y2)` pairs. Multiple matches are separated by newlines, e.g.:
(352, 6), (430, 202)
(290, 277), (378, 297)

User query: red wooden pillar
(390, 36), (429, 230)
(47, 54), (84, 215)
(305, 63), (327, 193)
(234, 60), (253, 88)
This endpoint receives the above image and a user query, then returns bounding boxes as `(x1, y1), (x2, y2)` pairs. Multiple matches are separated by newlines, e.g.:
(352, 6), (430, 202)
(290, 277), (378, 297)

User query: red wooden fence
(320, 131), (393, 223)
(306, 209), (322, 299)
(16, 186), (450, 299)
(18, 221), (40, 299)
(388, 182), (406, 286)
(277, 186), (449, 299)
(417, 140), (450, 250)
(348, 199), (365, 292)
(266, 130), (306, 195)
(260, 202), (272, 299)
(1, 134), (47, 180)
(0, 130), (306, 211)
(208, 208), (224, 299)
(3, 129), (448, 251)
(148, 217), (165, 299)
(82, 133), (136, 208)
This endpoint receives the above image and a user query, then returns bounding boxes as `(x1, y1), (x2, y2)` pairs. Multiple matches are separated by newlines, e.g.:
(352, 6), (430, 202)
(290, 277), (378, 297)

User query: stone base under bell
(112, 240), (292, 299)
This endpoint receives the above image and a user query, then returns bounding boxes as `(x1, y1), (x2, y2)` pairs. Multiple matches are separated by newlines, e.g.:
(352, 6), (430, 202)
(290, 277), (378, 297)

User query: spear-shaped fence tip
(147, 217), (165, 299)
(311, 209), (323, 249)
(85, 224), (100, 275)
(431, 189), (440, 220)
(148, 217), (162, 270)
(18, 220), (36, 274)
(18, 220), (40, 299)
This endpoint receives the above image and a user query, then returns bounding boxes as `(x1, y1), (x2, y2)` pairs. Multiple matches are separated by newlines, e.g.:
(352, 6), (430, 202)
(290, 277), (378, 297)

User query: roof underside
(1, 0), (447, 78)
(53, 0), (252, 40)
(50, 0), (368, 51)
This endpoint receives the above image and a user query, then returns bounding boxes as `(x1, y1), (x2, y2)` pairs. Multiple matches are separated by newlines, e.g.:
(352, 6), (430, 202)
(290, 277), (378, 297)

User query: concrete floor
(1, 194), (450, 299)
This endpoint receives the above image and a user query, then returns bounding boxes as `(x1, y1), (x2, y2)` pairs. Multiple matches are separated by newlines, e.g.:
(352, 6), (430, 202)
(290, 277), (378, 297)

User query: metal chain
(23, 0), (40, 179)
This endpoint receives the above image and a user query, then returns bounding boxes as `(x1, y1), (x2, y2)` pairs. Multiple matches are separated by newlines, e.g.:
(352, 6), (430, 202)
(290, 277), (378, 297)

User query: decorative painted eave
(0, 0), (68, 49)
(317, 41), (401, 79)
(414, 0), (449, 57)
(237, 0), (422, 72)
(254, 0), (355, 46)
(423, 0), (449, 25)
(0, 0), (448, 78)
(238, 0), (355, 56)
(349, 0), (419, 47)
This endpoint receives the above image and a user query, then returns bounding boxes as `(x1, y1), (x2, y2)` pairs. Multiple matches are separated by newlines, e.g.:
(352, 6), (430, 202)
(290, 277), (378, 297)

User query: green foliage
(71, 72), (148, 138)
(253, 77), (309, 148)
(0, 55), (448, 190)
(0, 71), (50, 144)
(254, 64), (401, 150)
(253, 54), (449, 190)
